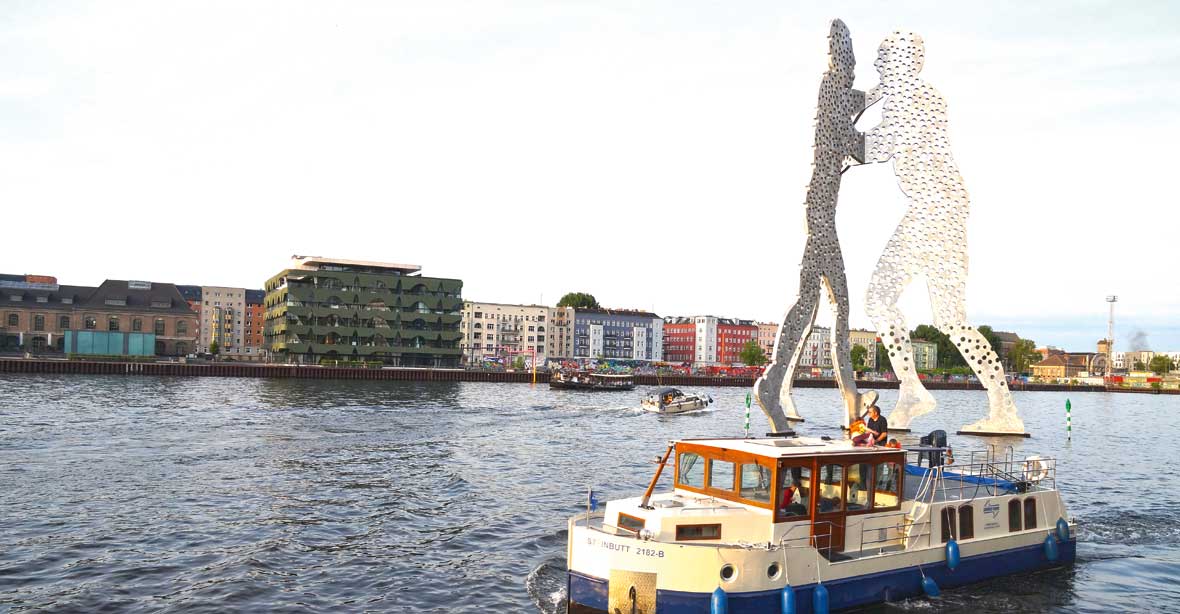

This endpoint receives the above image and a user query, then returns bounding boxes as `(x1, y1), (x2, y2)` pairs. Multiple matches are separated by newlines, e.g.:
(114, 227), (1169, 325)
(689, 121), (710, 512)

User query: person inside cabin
(886, 438), (902, 449)
(779, 468), (808, 518)
(865, 405), (889, 447)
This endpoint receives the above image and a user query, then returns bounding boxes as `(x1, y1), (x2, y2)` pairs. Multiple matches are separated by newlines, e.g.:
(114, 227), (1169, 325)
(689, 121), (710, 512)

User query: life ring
(1023, 455), (1049, 483)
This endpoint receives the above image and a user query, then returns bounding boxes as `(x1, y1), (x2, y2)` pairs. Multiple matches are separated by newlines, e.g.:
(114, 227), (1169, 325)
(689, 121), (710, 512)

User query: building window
(6, 313), (16, 327)
(59, 315), (70, 330)
(108, 316), (120, 331)
(154, 319), (166, 335)
(177, 321), (188, 335)
(33, 315), (44, 331)
(133, 318), (142, 332)
(84, 316), (96, 329)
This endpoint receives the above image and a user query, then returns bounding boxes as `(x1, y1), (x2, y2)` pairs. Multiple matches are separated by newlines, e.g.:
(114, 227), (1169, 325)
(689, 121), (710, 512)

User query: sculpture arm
(861, 123), (894, 164)
(855, 84), (884, 121)
(843, 86), (885, 168)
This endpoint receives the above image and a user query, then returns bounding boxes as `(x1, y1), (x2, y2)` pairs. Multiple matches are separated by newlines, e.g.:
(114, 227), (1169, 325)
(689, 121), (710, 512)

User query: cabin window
(778, 465), (811, 520)
(846, 463), (871, 511)
(959, 505), (975, 540)
(1023, 498), (1038, 530)
(676, 524), (721, 541)
(1008, 499), (1022, 532)
(739, 464), (772, 503)
(941, 507), (957, 543)
(678, 452), (705, 488)
(817, 464), (843, 513)
(873, 462), (901, 509)
(617, 513), (645, 534)
(709, 460), (735, 492)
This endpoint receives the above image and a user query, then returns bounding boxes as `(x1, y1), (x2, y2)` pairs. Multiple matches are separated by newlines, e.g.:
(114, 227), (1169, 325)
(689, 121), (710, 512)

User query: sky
(2, 1), (1178, 352)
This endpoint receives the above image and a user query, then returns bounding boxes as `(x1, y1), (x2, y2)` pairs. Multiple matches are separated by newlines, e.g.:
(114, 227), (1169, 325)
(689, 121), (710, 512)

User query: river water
(0, 375), (1174, 613)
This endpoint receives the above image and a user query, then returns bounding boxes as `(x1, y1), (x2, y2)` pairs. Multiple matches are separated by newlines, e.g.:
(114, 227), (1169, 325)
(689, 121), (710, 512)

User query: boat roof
(675, 436), (903, 459)
(653, 387), (681, 395)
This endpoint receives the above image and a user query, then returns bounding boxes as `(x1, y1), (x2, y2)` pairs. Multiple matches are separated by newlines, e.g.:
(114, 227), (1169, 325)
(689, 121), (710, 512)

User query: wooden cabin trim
(617, 512), (645, 533)
(673, 442), (906, 521)
(673, 443), (777, 511)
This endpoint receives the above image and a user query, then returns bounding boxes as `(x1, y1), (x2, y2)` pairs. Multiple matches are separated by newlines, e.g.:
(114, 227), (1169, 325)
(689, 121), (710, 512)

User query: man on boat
(753, 18), (878, 433)
(865, 404), (888, 447)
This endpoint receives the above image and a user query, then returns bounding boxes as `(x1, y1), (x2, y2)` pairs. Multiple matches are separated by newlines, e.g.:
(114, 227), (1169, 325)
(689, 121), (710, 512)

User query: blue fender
(921, 575), (941, 597)
(1044, 535), (1060, 562)
(710, 587), (728, 614)
(780, 585), (796, 614)
(1056, 518), (1070, 542)
(946, 539), (960, 571)
(812, 584), (830, 614)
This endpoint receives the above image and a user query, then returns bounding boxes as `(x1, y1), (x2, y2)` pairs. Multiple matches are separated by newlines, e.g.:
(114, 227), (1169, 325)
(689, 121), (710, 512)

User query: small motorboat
(641, 388), (712, 414)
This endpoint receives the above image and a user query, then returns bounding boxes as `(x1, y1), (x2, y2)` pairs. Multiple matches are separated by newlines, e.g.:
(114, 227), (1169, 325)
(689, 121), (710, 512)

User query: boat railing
(906, 448), (1057, 502)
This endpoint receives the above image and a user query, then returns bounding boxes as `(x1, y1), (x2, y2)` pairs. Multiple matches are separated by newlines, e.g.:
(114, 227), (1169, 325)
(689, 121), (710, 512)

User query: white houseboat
(566, 435), (1074, 613)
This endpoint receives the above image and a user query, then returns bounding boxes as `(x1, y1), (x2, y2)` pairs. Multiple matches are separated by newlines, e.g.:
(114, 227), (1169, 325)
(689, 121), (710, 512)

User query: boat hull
(568, 538), (1076, 613)
(550, 381), (635, 391)
(641, 399), (710, 414)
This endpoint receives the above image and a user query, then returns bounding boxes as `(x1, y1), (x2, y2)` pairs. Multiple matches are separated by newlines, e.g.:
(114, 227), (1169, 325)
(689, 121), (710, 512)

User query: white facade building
(460, 301), (549, 365)
(199, 286), (249, 358)
(694, 316), (718, 365)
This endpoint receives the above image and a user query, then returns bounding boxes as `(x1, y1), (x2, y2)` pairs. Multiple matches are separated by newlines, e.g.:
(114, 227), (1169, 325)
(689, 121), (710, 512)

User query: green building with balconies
(263, 256), (463, 367)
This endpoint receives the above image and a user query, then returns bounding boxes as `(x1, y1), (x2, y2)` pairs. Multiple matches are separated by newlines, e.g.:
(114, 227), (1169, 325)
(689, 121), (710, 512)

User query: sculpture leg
(754, 263), (822, 432)
(929, 281), (1026, 434)
(821, 267), (875, 429)
(865, 238), (935, 429)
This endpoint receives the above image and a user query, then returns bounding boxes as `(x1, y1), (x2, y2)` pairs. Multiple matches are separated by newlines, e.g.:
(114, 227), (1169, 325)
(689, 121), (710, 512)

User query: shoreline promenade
(2, 358), (1170, 394)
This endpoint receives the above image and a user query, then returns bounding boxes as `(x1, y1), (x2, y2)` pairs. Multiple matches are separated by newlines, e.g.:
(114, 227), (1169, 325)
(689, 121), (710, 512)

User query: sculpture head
(827, 19), (856, 85)
(875, 30), (925, 82)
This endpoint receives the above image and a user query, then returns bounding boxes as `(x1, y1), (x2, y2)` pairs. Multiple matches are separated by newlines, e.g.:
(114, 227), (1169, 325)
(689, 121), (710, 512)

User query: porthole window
(767, 562), (781, 580)
(720, 564), (737, 583)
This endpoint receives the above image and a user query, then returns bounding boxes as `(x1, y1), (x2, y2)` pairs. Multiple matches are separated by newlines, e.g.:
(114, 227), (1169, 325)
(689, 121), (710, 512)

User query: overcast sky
(2, 1), (1177, 351)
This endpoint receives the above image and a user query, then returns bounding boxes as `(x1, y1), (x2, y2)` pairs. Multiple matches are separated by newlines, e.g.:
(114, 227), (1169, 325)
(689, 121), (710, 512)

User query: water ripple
(0, 376), (1175, 612)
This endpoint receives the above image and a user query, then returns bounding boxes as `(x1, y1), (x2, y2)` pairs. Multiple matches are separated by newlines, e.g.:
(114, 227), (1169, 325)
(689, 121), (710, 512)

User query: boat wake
(525, 556), (568, 614)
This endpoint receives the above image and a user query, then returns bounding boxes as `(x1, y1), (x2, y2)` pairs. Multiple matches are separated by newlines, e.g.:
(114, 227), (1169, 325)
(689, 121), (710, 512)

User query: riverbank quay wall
(1, 358), (1172, 394)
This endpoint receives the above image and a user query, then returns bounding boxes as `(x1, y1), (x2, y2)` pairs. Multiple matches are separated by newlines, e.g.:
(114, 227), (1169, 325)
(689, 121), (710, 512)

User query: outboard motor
(918, 430), (948, 467)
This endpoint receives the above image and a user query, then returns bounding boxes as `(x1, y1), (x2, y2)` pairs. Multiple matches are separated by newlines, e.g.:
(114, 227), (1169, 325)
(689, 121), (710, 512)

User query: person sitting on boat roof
(850, 417), (875, 447)
(865, 405), (888, 447)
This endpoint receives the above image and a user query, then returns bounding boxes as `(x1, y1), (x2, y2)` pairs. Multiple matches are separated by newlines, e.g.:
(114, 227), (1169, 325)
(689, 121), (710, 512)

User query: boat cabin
(605, 437), (907, 556)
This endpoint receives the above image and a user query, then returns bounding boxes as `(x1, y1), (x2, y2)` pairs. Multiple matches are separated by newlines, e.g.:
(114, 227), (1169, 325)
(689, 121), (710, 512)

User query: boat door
(812, 462), (846, 555)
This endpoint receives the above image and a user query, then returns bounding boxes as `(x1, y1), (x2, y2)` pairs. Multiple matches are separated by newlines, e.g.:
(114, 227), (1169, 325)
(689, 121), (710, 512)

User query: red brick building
(245, 290), (265, 350)
(662, 317), (696, 363)
(717, 318), (758, 365)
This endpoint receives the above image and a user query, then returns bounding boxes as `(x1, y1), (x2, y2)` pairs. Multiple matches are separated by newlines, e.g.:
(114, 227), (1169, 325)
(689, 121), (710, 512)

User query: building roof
(176, 285), (202, 301)
(576, 307), (660, 319)
(79, 280), (196, 315)
(2, 283), (96, 311)
(290, 255), (421, 275)
(994, 331), (1020, 343)
(1032, 354), (1067, 368)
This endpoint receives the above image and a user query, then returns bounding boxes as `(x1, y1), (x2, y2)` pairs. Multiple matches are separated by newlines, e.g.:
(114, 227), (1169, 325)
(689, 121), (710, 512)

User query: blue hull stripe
(569, 538), (1076, 613)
